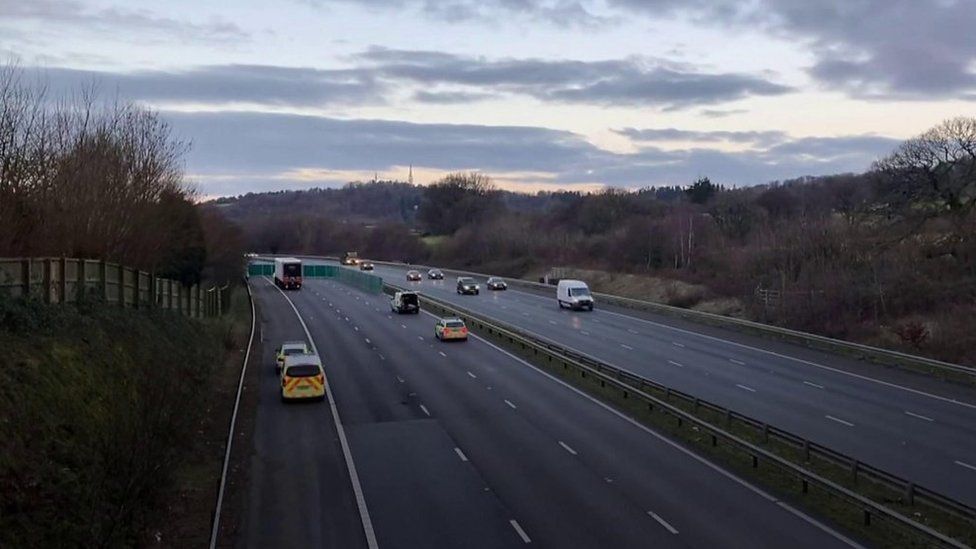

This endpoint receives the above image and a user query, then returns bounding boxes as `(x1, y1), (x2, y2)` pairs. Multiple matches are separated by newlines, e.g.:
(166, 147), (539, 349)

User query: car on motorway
(456, 277), (480, 295)
(280, 354), (326, 402)
(434, 317), (468, 341)
(275, 340), (310, 373)
(341, 251), (359, 266)
(557, 279), (594, 311)
(486, 277), (507, 291)
(406, 270), (423, 281)
(359, 261), (375, 271)
(391, 290), (420, 314)
(427, 268), (444, 280)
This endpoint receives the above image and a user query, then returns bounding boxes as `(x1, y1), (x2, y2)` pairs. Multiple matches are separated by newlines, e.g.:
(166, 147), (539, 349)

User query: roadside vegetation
(219, 118), (976, 366)
(0, 64), (250, 546)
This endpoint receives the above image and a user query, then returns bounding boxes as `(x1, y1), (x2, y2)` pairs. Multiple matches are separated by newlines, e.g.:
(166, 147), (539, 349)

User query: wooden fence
(0, 257), (226, 318)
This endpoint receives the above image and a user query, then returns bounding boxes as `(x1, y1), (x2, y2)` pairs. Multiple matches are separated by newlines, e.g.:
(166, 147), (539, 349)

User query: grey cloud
(357, 47), (793, 108)
(412, 90), (495, 104)
(310, 0), (610, 27)
(165, 110), (898, 195)
(614, 127), (787, 147)
(38, 65), (384, 107)
(605, 0), (976, 98)
(0, 0), (249, 43)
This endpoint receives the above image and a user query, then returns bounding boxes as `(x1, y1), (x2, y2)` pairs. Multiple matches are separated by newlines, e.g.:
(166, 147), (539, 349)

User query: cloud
(412, 90), (495, 104)
(356, 47), (793, 109)
(165, 110), (899, 195)
(307, 0), (611, 27)
(605, 0), (976, 99)
(36, 65), (384, 108)
(0, 0), (249, 44)
(614, 127), (788, 147)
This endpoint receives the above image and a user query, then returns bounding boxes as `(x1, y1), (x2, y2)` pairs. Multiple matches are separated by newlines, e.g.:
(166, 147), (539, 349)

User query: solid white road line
(736, 384), (757, 393)
(826, 415), (855, 427)
(510, 520), (531, 543)
(647, 511), (679, 535)
(729, 358), (746, 366)
(454, 447), (469, 462)
(668, 360), (684, 368)
(804, 381), (825, 389)
(505, 399), (517, 410)
(956, 460), (976, 472)
(266, 279), (379, 549)
(420, 404), (430, 417)
(904, 411), (934, 422)
(558, 441), (578, 455)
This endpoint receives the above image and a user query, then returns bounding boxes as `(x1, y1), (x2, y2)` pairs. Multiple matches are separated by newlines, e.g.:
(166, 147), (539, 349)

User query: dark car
(456, 277), (480, 295)
(486, 277), (507, 291)
(359, 261), (375, 271)
(406, 270), (422, 281)
(427, 269), (444, 280)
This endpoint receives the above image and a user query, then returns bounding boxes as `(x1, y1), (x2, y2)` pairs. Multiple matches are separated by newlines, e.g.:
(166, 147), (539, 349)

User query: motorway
(241, 275), (859, 548)
(343, 260), (976, 507)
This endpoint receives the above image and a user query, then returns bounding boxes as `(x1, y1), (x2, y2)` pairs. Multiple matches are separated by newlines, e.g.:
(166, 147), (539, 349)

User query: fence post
(119, 264), (126, 307)
(216, 286), (223, 316)
(60, 257), (67, 304)
(149, 272), (156, 308)
(22, 258), (31, 298)
(77, 259), (84, 302)
(101, 261), (108, 302)
(43, 259), (52, 303)
(133, 270), (140, 310)
(168, 279), (174, 310)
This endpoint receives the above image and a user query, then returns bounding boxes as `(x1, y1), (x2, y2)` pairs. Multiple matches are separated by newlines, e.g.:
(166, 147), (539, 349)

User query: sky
(2, 0), (974, 196)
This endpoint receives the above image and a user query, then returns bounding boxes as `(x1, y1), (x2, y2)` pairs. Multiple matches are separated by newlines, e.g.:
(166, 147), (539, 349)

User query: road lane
(353, 261), (976, 506)
(286, 277), (858, 548)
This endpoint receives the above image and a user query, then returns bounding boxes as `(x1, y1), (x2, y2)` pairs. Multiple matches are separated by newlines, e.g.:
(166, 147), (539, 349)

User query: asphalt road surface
(242, 275), (860, 548)
(339, 260), (976, 507)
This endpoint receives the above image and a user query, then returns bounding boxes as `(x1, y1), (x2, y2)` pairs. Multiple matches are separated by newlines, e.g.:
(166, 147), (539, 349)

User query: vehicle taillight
(461, 327), (468, 334)
(317, 374), (325, 385)
(281, 377), (288, 387)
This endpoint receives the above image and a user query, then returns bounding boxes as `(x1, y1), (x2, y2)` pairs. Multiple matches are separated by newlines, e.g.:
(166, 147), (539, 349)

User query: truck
(341, 251), (359, 266)
(274, 257), (303, 290)
(390, 291), (420, 314)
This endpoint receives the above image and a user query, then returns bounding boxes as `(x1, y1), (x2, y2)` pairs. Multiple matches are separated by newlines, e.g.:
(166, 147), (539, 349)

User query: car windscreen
(402, 294), (418, 305)
(445, 321), (465, 328)
(284, 263), (301, 276)
(569, 287), (590, 297)
(283, 347), (305, 355)
(459, 278), (474, 284)
(285, 364), (320, 377)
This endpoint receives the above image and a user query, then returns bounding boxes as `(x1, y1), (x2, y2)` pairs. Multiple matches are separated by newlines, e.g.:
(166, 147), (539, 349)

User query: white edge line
(647, 511), (679, 535)
(268, 278), (379, 549)
(462, 329), (864, 548)
(454, 447), (468, 461)
(736, 384), (757, 393)
(509, 519), (531, 543)
(420, 404), (430, 416)
(208, 280), (256, 549)
(803, 381), (825, 389)
(505, 399), (517, 410)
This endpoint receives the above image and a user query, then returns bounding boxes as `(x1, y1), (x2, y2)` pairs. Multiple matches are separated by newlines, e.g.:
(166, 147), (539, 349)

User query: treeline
(233, 118), (975, 365)
(0, 65), (242, 285)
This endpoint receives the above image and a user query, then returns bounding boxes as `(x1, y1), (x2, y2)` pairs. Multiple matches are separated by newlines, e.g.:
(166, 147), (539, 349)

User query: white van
(557, 279), (594, 311)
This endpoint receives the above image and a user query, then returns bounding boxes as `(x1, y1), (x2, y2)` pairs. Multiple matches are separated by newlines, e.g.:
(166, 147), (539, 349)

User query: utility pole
(408, 164), (414, 185)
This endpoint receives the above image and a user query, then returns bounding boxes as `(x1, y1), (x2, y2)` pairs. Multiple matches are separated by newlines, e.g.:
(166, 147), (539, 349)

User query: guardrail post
(752, 454), (759, 469)
(863, 509), (871, 526)
(21, 258), (30, 297)
(905, 483), (915, 506)
(851, 459), (859, 482)
(762, 423), (769, 443)
(803, 440), (810, 461)
(725, 409), (732, 427)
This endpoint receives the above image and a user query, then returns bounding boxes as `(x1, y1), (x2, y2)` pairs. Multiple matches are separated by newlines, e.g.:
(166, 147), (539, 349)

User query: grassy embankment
(0, 289), (251, 548)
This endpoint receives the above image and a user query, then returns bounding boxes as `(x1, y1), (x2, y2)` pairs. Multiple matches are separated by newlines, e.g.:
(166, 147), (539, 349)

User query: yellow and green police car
(280, 354), (326, 402)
